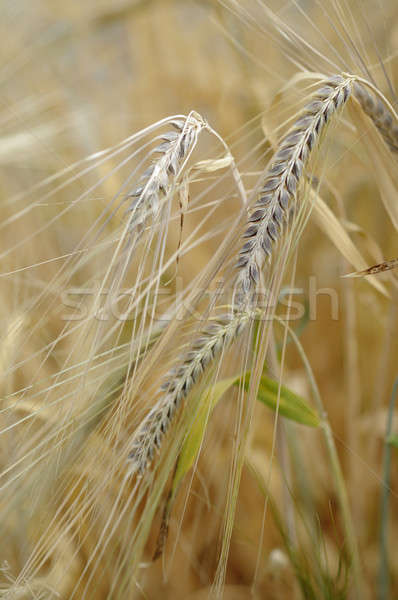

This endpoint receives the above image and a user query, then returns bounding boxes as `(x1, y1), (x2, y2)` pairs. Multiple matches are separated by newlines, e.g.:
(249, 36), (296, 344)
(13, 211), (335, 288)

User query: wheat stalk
(128, 312), (249, 475)
(235, 75), (352, 301)
(353, 82), (398, 153)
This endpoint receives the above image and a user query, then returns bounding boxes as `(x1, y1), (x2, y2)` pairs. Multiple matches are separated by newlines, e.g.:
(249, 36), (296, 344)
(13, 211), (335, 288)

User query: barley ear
(128, 312), (249, 475)
(235, 75), (353, 302)
(353, 82), (398, 154)
(127, 112), (205, 236)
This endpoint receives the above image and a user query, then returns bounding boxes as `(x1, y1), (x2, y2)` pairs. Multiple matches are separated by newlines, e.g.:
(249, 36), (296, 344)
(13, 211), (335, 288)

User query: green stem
(378, 377), (398, 600)
(275, 318), (363, 596)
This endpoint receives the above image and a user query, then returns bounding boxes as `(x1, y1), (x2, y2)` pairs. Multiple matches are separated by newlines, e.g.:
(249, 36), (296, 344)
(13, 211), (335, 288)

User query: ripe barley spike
(236, 76), (352, 301)
(128, 312), (249, 475)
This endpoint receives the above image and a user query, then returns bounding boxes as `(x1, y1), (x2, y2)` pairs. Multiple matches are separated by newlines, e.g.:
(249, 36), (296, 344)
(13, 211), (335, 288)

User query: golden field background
(0, 1), (398, 598)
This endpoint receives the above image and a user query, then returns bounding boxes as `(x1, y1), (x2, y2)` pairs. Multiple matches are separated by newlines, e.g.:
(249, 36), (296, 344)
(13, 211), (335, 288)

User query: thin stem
(378, 377), (398, 600)
(275, 317), (363, 597)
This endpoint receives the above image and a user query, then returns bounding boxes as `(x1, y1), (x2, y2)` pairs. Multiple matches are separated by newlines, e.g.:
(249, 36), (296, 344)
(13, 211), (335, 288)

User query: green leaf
(173, 375), (240, 493)
(387, 434), (398, 448)
(154, 374), (241, 560)
(172, 371), (319, 494)
(239, 373), (320, 427)
(161, 369), (317, 561)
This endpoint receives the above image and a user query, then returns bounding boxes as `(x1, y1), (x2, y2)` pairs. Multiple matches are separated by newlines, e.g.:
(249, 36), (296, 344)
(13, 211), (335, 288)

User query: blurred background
(1, 1), (398, 598)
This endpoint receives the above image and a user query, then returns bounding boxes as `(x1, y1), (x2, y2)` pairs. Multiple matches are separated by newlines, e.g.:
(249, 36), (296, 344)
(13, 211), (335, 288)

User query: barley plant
(1, 1), (398, 599)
